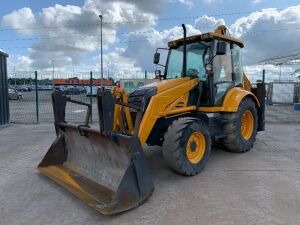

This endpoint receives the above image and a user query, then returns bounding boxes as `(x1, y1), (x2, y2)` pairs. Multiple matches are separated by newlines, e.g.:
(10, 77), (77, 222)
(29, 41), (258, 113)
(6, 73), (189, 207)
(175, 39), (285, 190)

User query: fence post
(262, 69), (265, 83)
(90, 71), (93, 123)
(35, 71), (39, 124)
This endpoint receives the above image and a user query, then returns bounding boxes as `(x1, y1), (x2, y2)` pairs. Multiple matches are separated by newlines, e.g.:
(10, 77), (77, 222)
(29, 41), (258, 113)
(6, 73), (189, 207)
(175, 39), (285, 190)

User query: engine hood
(128, 77), (194, 112)
(142, 77), (191, 94)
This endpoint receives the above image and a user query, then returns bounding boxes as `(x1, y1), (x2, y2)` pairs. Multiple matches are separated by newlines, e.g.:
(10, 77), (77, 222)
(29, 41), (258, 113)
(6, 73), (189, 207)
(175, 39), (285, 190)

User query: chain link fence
(7, 70), (300, 124)
(262, 68), (300, 123)
(8, 70), (156, 124)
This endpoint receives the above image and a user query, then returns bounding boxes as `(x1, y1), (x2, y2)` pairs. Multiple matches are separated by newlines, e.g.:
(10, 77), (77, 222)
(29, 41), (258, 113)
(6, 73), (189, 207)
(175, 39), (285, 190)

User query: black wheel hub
(190, 142), (197, 152)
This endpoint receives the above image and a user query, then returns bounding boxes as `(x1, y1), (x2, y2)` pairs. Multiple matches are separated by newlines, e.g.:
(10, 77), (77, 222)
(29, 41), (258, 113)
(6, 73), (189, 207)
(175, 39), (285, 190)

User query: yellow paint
(113, 104), (121, 131)
(161, 92), (189, 115)
(223, 87), (260, 108)
(240, 110), (254, 140)
(38, 165), (114, 215)
(199, 106), (235, 112)
(186, 131), (206, 164)
(160, 106), (196, 117)
(138, 78), (199, 145)
(112, 89), (134, 134)
(143, 77), (192, 93)
(243, 73), (252, 92)
(199, 87), (260, 113)
(168, 31), (244, 48)
(39, 166), (84, 192)
(111, 86), (125, 100)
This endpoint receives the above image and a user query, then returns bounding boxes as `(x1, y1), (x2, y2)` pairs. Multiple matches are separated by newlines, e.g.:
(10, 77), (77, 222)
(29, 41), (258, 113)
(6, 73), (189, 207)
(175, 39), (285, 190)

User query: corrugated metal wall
(0, 51), (9, 127)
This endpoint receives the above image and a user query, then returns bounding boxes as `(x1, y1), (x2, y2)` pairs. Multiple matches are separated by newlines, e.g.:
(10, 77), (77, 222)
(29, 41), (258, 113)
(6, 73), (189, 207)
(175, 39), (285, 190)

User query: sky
(1, 0), (300, 81)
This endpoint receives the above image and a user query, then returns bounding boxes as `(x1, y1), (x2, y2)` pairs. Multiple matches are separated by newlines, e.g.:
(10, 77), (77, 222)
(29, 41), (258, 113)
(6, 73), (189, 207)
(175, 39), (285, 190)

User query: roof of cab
(168, 32), (244, 48)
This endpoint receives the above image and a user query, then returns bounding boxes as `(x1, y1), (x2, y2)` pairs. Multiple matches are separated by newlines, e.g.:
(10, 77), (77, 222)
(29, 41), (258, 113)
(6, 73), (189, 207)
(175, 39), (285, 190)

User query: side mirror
(153, 52), (160, 64)
(216, 41), (227, 55)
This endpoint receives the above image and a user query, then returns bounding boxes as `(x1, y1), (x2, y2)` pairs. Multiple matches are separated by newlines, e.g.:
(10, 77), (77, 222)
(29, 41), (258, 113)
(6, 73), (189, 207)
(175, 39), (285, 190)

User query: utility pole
(52, 59), (55, 87)
(279, 64), (282, 82)
(14, 66), (16, 86)
(99, 15), (103, 90)
(107, 64), (109, 79)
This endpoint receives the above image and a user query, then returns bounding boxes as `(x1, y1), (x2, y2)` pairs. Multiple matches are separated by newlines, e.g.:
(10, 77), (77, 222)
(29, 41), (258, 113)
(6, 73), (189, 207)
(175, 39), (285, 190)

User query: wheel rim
(186, 132), (206, 164)
(240, 110), (254, 141)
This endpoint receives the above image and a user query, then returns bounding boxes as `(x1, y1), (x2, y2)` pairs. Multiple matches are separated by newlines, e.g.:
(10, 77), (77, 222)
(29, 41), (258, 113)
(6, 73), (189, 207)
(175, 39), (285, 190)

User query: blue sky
(1, 0), (300, 81)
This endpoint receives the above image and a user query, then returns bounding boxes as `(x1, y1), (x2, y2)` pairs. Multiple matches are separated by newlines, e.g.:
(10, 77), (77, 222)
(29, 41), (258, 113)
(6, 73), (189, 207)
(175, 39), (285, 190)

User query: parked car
(86, 86), (99, 97)
(63, 87), (80, 95)
(15, 85), (32, 92)
(77, 86), (87, 93)
(8, 88), (22, 100)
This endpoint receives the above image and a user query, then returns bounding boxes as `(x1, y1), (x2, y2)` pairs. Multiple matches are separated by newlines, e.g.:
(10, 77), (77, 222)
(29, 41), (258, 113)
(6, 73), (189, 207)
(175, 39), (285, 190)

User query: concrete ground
(0, 123), (299, 225)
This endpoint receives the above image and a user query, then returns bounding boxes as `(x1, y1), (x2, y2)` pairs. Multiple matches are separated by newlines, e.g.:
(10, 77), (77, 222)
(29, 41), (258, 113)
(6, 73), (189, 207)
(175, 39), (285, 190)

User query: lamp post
(99, 15), (103, 90)
(107, 65), (109, 80)
(52, 59), (55, 87)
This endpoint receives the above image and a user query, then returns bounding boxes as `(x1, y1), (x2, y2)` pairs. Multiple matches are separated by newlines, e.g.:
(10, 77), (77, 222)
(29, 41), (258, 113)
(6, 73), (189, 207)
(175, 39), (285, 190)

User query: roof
(0, 50), (9, 57)
(168, 32), (244, 48)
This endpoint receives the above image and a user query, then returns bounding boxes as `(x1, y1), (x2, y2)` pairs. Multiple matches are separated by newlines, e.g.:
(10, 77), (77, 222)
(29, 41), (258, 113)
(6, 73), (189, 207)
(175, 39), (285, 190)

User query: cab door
(212, 41), (243, 105)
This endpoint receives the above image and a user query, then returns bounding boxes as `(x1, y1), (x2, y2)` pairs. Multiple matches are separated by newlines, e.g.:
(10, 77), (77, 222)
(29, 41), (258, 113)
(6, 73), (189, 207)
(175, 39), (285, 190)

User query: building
(0, 50), (9, 127)
(54, 77), (113, 86)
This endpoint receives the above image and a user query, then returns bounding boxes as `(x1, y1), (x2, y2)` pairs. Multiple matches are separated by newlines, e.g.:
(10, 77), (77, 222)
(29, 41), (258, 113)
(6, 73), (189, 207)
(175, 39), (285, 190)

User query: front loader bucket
(38, 91), (154, 215)
(38, 125), (154, 215)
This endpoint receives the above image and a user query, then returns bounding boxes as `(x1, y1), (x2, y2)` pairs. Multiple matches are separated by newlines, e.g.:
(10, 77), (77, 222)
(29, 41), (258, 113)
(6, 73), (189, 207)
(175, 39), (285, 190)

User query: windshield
(166, 42), (210, 80)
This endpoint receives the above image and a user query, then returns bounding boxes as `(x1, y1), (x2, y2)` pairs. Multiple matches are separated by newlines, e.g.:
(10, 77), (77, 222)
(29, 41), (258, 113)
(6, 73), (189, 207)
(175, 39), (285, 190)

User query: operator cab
(154, 25), (245, 107)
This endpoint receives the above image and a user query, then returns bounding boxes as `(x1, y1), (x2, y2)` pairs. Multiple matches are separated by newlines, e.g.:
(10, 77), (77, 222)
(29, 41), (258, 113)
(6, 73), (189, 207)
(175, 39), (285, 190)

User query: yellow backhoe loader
(38, 25), (265, 215)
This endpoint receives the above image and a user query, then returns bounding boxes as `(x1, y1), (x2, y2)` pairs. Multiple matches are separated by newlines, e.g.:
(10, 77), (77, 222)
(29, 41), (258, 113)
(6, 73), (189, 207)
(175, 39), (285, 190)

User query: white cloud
(3, 1), (300, 80)
(178, 0), (194, 7)
(93, 47), (142, 73)
(2, 8), (36, 36)
(118, 24), (201, 71)
(2, 1), (158, 70)
(230, 5), (300, 65)
(201, 0), (219, 4)
(7, 55), (33, 72)
(252, 0), (264, 4)
(195, 15), (225, 32)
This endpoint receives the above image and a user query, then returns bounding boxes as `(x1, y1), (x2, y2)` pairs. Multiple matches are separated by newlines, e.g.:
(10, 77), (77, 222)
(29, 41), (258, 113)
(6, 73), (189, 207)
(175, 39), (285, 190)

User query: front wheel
(162, 117), (211, 176)
(220, 97), (258, 153)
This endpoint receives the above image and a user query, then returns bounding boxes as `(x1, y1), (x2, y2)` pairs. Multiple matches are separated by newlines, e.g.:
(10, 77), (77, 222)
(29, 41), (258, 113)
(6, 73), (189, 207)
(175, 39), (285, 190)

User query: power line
(3, 26), (300, 51)
(0, 8), (287, 32)
(258, 47), (300, 64)
(1, 17), (300, 42)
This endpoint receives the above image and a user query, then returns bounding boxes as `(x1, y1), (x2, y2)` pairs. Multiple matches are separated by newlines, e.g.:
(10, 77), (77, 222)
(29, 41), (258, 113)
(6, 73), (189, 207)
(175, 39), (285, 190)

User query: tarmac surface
(0, 123), (299, 225)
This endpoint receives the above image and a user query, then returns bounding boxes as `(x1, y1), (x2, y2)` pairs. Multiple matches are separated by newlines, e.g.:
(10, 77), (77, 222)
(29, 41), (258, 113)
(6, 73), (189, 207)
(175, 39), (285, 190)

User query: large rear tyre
(162, 117), (211, 176)
(220, 97), (258, 153)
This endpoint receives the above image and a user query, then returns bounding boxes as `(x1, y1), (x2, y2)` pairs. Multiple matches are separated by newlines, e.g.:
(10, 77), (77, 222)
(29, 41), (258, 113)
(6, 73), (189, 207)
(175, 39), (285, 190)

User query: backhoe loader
(38, 25), (265, 215)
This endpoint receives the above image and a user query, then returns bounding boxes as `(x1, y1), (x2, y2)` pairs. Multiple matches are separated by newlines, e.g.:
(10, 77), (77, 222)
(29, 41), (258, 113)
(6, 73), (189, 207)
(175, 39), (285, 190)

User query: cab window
(166, 42), (210, 80)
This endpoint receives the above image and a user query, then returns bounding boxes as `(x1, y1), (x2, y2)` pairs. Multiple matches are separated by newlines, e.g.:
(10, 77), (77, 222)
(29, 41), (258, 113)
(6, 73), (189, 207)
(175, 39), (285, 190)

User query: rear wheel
(220, 97), (258, 153)
(162, 117), (211, 176)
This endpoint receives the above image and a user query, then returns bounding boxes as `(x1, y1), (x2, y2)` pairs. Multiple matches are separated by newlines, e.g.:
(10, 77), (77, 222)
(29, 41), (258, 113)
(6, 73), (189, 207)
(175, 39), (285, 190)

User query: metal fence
(8, 70), (156, 124)
(266, 82), (300, 104)
(7, 70), (300, 124)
